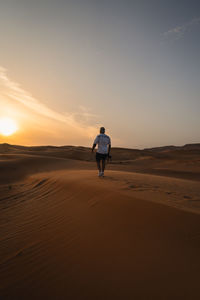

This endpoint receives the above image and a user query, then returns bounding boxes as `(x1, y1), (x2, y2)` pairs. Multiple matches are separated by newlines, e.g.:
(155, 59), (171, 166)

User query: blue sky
(0, 0), (199, 148)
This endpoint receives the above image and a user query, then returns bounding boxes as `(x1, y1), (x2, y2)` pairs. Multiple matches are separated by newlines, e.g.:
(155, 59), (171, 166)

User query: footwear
(101, 172), (104, 177)
(98, 171), (102, 177)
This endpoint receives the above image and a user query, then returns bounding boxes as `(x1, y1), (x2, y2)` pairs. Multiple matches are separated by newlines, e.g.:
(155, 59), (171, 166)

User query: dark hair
(100, 127), (105, 133)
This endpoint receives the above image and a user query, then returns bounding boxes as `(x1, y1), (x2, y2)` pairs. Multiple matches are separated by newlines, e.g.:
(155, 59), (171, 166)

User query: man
(92, 127), (111, 177)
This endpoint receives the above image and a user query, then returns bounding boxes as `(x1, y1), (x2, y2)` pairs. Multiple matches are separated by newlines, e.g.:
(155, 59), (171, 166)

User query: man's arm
(92, 143), (96, 152)
(108, 144), (111, 155)
(108, 137), (111, 155)
(92, 136), (99, 152)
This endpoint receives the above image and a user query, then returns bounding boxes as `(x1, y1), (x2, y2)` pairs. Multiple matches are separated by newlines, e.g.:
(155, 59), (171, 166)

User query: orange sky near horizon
(0, 66), (102, 147)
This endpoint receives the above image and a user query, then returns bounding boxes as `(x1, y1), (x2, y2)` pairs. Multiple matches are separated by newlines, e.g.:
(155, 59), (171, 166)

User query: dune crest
(1, 144), (200, 299)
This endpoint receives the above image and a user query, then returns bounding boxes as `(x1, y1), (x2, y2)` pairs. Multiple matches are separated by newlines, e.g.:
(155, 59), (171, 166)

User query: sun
(0, 117), (18, 136)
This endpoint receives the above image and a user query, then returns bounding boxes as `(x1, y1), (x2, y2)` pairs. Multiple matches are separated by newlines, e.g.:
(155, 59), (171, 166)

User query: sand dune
(1, 142), (200, 181)
(1, 144), (200, 299)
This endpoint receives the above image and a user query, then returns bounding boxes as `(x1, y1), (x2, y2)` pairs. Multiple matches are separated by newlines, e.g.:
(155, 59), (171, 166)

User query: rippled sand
(1, 145), (200, 299)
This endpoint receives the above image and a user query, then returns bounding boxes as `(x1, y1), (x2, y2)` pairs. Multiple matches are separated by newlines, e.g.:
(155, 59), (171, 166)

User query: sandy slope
(1, 164), (200, 299)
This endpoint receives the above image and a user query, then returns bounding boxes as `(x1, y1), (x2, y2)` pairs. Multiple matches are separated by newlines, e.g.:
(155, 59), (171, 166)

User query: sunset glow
(0, 117), (18, 136)
(0, 1), (199, 147)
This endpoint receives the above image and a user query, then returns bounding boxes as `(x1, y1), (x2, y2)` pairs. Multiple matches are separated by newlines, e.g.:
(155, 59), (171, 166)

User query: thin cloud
(0, 66), (98, 137)
(163, 17), (200, 40)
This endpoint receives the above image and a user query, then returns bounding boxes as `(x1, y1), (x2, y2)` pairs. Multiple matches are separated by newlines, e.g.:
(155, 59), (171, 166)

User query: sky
(0, 0), (199, 148)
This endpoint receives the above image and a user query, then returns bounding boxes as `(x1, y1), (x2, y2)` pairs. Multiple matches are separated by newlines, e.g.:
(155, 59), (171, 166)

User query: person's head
(100, 127), (105, 134)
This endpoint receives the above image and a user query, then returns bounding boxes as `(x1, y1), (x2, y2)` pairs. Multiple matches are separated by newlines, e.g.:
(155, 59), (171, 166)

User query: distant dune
(1, 143), (200, 299)
(1, 142), (200, 183)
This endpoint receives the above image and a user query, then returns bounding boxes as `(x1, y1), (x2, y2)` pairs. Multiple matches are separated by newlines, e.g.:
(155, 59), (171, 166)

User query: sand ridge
(1, 144), (200, 299)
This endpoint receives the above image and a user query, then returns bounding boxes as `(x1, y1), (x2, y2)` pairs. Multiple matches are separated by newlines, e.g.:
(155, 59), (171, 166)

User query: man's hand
(92, 143), (96, 153)
(107, 154), (112, 162)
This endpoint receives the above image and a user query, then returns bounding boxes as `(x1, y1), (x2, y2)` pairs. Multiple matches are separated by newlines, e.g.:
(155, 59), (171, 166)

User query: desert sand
(1, 143), (200, 299)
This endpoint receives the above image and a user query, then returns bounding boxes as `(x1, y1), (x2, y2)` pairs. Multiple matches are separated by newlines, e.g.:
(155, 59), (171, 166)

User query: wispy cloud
(0, 66), (98, 138)
(163, 17), (200, 40)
